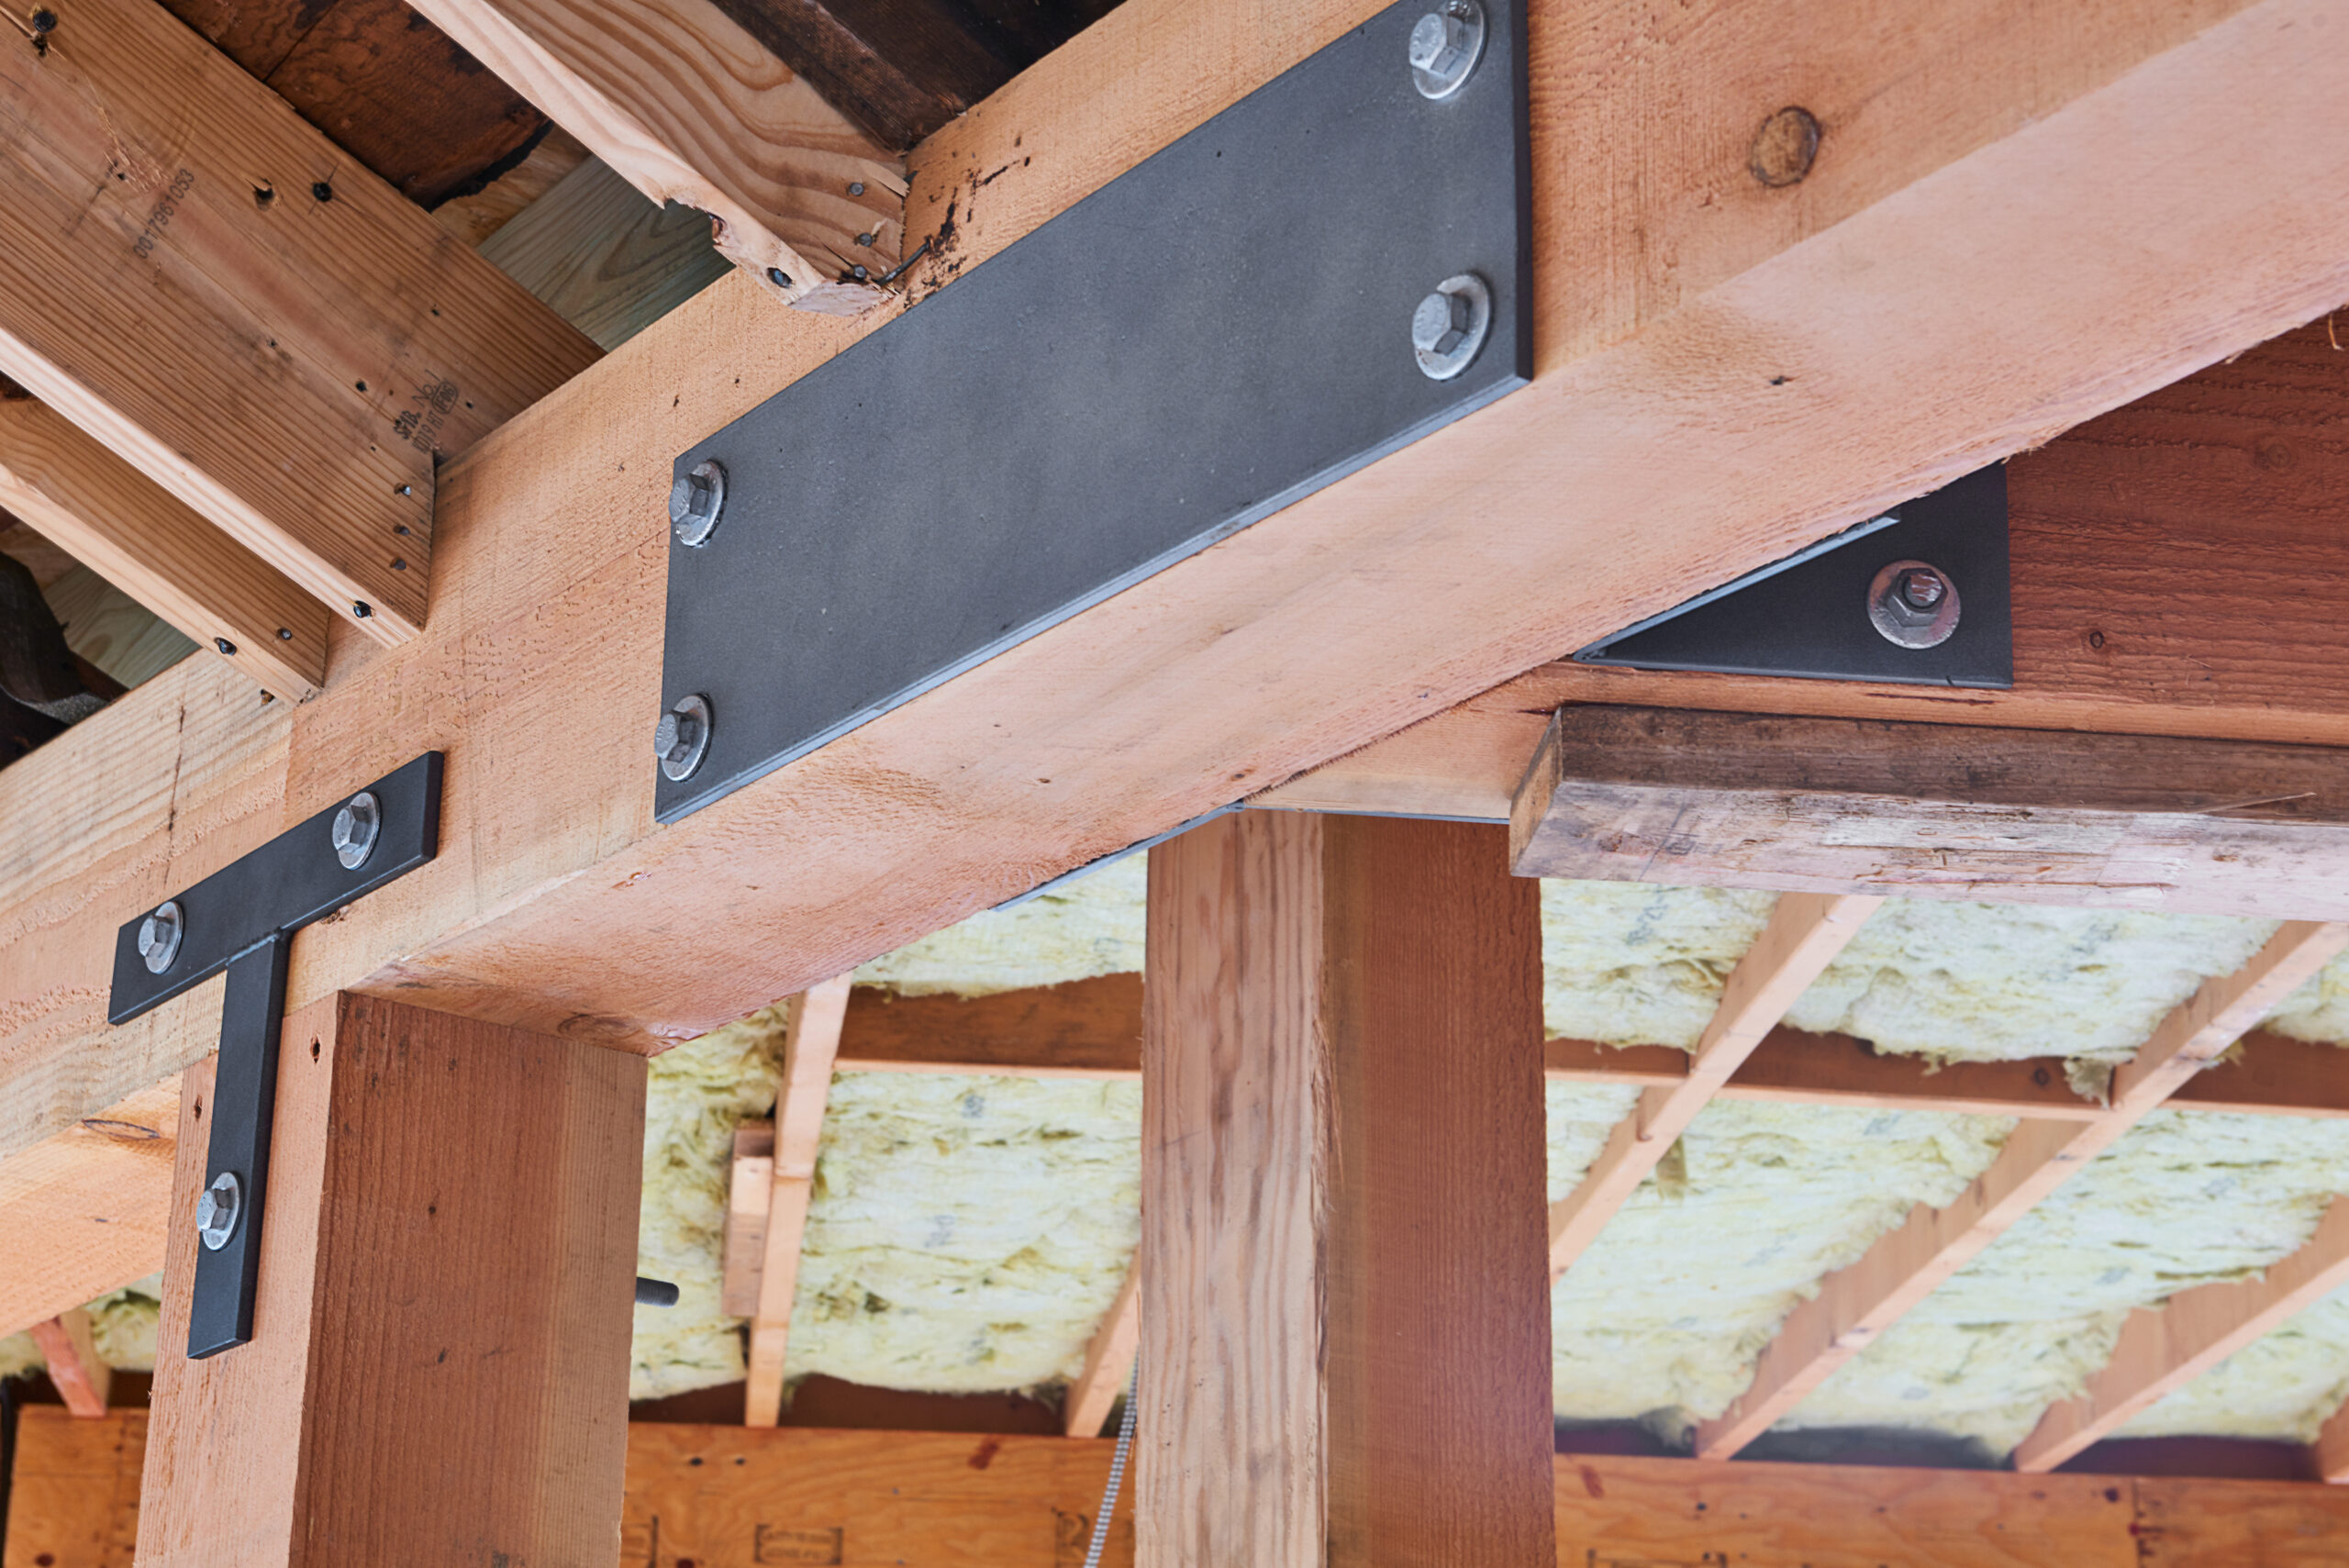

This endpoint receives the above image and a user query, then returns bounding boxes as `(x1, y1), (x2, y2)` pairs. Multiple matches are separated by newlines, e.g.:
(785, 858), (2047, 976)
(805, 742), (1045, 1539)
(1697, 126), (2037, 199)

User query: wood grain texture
(28, 1307), (113, 1417)
(1548, 893), (1881, 1278)
(0, 1080), (178, 1341)
(2319, 1398), (2349, 1484)
(1062, 1262), (1137, 1438)
(1511, 706), (2349, 918)
(1693, 922), (2349, 1461)
(2134, 1473), (2349, 1565)
(4, 1407), (145, 1568)
(1140, 814), (1553, 1568)
(0, 398), (328, 697)
(139, 993), (645, 1568)
(0, 0), (598, 642)
(2016, 1196), (2349, 1472)
(704, 0), (1003, 149)
(837, 974), (1143, 1077)
(747, 975), (853, 1427)
(404, 0), (905, 314)
(479, 156), (733, 348)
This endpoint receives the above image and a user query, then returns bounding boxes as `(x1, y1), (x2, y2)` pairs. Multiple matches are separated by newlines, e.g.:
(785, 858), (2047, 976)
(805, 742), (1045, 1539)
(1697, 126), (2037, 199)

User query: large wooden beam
(9, 0), (2349, 1326)
(135, 993), (643, 1566)
(1511, 706), (2349, 918)
(1548, 893), (1880, 1277)
(405, 0), (904, 315)
(0, 0), (597, 642)
(1140, 814), (1553, 1566)
(1692, 920), (2349, 1461)
(2015, 1196), (2349, 1473)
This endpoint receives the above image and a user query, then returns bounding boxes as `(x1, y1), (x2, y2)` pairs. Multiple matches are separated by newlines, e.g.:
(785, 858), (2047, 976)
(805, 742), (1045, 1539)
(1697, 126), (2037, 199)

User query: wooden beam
(0, 397), (328, 698)
(0, 1080), (178, 1343)
(2015, 1196), (2349, 1473)
(27, 1307), (112, 1418)
(1062, 1262), (1138, 1439)
(1510, 706), (2349, 919)
(10, 0), (2349, 1329)
(1692, 920), (2349, 1461)
(697, 0), (1010, 150)
(1140, 814), (1554, 1567)
(1548, 893), (1881, 1278)
(0, 0), (598, 643)
(2320, 1398), (2349, 1485)
(404, 0), (905, 316)
(5, 1406), (145, 1568)
(137, 993), (643, 1565)
(836, 973), (1145, 1077)
(746, 975), (853, 1428)
(478, 157), (734, 350)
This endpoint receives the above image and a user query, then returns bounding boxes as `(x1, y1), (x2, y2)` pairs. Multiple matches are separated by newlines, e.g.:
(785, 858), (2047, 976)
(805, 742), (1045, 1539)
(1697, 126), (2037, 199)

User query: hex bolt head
(1408, 0), (1485, 99)
(668, 459), (727, 549)
(196, 1172), (242, 1251)
(1867, 560), (1961, 650)
(1412, 290), (1471, 357)
(655, 694), (712, 783)
(137, 899), (184, 975)
(331, 791), (381, 871)
(1411, 272), (1493, 382)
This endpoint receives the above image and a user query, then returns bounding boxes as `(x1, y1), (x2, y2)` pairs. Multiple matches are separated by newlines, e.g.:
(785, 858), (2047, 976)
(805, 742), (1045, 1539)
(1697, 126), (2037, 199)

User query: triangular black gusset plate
(1574, 465), (2012, 687)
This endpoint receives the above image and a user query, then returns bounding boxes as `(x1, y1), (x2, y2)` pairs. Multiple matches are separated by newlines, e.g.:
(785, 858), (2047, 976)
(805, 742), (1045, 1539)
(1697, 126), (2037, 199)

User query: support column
(1137, 812), (1554, 1568)
(136, 992), (646, 1567)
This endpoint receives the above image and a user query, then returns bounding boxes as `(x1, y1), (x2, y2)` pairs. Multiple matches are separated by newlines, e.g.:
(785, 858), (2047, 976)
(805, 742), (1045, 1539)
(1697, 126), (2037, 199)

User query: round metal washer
(1411, 272), (1492, 383)
(1866, 559), (1962, 650)
(138, 900), (184, 975)
(656, 694), (713, 783)
(669, 459), (728, 549)
(332, 791), (381, 870)
(1408, 0), (1486, 100)
(196, 1171), (242, 1251)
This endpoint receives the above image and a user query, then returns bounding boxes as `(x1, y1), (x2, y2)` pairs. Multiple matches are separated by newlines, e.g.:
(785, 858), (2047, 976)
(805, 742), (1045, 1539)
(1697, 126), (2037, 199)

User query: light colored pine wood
(720, 1119), (776, 1318)
(0, 1078), (182, 1345)
(28, 1307), (111, 1418)
(1693, 921), (2349, 1460)
(404, 0), (904, 316)
(1140, 814), (1553, 1568)
(4, 1406), (145, 1568)
(1548, 893), (1882, 1278)
(0, 0), (597, 643)
(1511, 707), (2349, 919)
(745, 975), (854, 1428)
(2133, 1473), (2349, 1565)
(2319, 1396), (2349, 1484)
(138, 993), (644, 1567)
(0, 398), (328, 697)
(1062, 1262), (1138, 1438)
(2014, 1195), (2349, 1472)
(480, 156), (734, 350)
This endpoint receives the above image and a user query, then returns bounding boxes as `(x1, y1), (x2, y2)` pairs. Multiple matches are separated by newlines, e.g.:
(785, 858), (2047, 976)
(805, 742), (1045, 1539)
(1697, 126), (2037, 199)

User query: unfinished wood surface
(1140, 814), (1553, 1568)
(1549, 893), (1881, 1277)
(838, 974), (1144, 1077)
(2015, 1196), (2349, 1472)
(2173, 1030), (2349, 1118)
(1693, 921), (2349, 1460)
(0, 1078), (179, 1341)
(139, 993), (644, 1567)
(28, 1307), (113, 1417)
(0, 398), (328, 697)
(1511, 706), (2349, 918)
(747, 974), (854, 1427)
(9, 0), (2349, 1324)
(720, 1118), (776, 1318)
(405, 0), (904, 315)
(2319, 1399), (2349, 1485)
(4, 1406), (144, 1568)
(0, 0), (597, 643)
(2134, 1473), (2349, 1566)
(1063, 1262), (1138, 1438)
(479, 156), (733, 349)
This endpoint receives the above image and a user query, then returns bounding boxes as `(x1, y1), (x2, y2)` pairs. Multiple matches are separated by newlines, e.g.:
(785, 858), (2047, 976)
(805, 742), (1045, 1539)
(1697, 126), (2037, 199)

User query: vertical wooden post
(135, 993), (645, 1567)
(1137, 812), (1554, 1568)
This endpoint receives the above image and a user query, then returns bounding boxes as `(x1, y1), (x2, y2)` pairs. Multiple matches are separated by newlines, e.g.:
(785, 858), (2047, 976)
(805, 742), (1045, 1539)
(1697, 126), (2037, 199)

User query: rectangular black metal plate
(187, 933), (288, 1359)
(656, 0), (1530, 821)
(107, 752), (444, 1024)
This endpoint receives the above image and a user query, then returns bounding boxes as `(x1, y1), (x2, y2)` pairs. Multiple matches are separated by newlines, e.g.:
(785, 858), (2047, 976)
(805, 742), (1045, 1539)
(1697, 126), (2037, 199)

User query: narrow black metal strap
(188, 932), (290, 1359)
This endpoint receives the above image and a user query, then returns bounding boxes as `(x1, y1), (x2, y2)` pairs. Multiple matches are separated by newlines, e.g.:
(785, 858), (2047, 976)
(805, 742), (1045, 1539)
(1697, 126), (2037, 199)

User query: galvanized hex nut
(1411, 272), (1492, 382)
(668, 460), (727, 548)
(1408, 0), (1485, 99)
(332, 791), (381, 871)
(1867, 559), (1961, 650)
(197, 1171), (241, 1251)
(1412, 290), (1471, 358)
(655, 694), (712, 783)
(138, 899), (184, 975)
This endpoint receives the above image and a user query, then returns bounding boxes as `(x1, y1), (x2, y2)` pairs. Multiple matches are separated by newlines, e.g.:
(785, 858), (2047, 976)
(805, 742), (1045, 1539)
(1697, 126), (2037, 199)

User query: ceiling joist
(743, 975), (852, 1428)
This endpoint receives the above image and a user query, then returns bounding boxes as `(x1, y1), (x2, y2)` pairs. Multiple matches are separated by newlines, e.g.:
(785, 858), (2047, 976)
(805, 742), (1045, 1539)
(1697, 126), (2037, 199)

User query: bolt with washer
(1867, 559), (1962, 650)
(655, 694), (713, 783)
(669, 459), (727, 548)
(138, 899), (184, 975)
(196, 1172), (242, 1251)
(332, 791), (381, 870)
(1410, 273), (1492, 382)
(1408, 0), (1485, 99)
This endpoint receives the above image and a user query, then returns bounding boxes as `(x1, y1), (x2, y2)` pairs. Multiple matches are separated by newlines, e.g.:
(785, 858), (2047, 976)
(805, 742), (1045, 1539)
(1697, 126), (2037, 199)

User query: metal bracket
(654, 0), (1531, 822)
(108, 752), (443, 1359)
(1573, 465), (2013, 687)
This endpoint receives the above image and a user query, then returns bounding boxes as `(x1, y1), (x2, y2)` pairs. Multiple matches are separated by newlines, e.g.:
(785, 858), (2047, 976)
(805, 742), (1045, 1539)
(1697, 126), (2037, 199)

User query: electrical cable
(1080, 1362), (1139, 1568)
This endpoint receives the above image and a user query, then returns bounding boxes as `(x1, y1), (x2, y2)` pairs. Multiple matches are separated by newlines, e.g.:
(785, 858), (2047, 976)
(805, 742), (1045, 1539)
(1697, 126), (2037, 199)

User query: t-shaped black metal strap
(107, 752), (443, 1358)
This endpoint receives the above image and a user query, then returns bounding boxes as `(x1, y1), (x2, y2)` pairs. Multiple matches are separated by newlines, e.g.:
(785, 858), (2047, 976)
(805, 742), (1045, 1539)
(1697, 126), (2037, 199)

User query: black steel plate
(657, 0), (1530, 821)
(1573, 466), (2012, 686)
(107, 752), (444, 1024)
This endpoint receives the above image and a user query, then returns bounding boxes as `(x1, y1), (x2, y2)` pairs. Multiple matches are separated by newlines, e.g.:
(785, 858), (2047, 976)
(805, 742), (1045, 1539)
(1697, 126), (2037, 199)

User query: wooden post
(1137, 813), (1553, 1568)
(135, 993), (645, 1567)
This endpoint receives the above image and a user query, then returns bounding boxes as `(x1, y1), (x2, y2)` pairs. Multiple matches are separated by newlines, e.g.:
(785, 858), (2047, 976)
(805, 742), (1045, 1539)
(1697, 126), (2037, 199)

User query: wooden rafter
(1692, 920), (2349, 1460)
(1061, 1263), (1138, 1438)
(1548, 893), (1882, 1278)
(405, 0), (905, 315)
(26, 1307), (110, 1418)
(2013, 1195), (2349, 1473)
(745, 976), (854, 1428)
